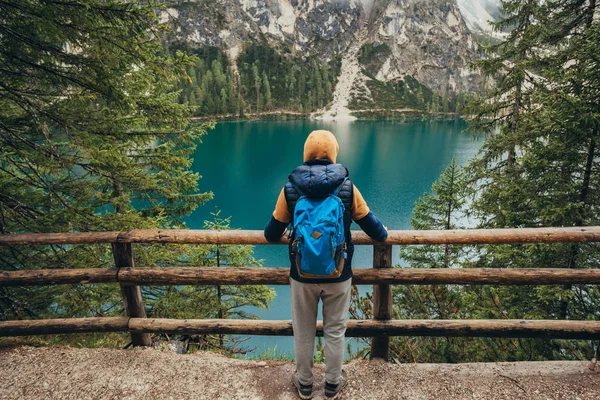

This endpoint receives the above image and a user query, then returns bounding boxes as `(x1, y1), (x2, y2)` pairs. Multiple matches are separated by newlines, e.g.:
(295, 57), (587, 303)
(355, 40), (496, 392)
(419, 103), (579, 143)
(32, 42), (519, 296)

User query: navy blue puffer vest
(284, 159), (354, 283)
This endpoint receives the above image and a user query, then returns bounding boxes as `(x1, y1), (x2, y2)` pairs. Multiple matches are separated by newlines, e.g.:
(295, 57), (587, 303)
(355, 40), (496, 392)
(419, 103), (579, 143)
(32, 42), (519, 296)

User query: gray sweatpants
(290, 277), (352, 386)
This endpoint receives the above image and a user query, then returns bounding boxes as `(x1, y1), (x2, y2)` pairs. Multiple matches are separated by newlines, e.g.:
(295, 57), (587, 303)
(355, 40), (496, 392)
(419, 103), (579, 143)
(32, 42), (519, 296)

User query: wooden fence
(1, 227), (600, 360)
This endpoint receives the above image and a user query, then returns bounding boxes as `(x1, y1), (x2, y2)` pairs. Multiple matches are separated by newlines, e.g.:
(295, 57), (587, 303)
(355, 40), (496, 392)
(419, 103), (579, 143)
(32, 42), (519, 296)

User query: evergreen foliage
(0, 0), (274, 349)
(3, 0), (600, 362)
(172, 42), (340, 117)
(391, 160), (472, 362)
(354, 1), (600, 362)
(0, 0), (208, 320)
(170, 39), (469, 119)
(350, 72), (469, 116)
(237, 43), (341, 114)
(462, 0), (600, 360)
(171, 44), (237, 116)
(147, 212), (275, 353)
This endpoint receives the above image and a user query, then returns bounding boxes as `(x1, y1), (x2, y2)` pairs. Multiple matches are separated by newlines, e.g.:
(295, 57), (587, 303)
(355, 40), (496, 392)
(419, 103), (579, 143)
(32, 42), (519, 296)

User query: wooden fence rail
(4, 267), (600, 287)
(1, 227), (600, 361)
(1, 318), (599, 340)
(1, 227), (599, 246)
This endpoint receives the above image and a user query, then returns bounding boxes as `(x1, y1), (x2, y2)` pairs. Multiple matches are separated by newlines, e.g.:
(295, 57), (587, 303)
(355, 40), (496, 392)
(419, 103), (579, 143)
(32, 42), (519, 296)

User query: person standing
(264, 130), (388, 399)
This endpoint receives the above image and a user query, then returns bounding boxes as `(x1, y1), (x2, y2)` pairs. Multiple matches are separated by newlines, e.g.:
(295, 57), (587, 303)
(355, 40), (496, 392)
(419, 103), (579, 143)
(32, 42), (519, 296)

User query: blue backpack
(291, 180), (348, 279)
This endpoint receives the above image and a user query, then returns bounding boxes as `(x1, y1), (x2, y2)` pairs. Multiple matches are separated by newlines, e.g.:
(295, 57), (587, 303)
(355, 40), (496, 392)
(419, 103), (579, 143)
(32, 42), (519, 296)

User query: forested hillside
(171, 40), (469, 119)
(160, 0), (483, 119)
(172, 42), (341, 117)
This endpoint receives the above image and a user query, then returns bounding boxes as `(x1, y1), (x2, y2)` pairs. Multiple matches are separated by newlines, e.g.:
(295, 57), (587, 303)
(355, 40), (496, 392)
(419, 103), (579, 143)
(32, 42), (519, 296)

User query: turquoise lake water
(183, 119), (483, 358)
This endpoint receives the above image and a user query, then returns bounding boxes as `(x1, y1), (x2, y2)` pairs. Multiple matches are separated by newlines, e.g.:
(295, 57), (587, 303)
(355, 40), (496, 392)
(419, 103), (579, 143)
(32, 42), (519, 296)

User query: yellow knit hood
(303, 130), (339, 163)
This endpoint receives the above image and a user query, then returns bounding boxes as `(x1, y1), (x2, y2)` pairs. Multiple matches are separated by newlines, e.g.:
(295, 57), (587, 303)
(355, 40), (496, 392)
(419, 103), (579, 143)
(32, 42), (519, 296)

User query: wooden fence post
(112, 242), (151, 346)
(370, 244), (393, 361)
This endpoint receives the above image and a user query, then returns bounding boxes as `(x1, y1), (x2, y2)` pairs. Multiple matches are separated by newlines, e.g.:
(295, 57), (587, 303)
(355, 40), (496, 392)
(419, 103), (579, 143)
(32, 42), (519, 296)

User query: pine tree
(194, 87), (205, 114)
(416, 86), (425, 109)
(466, 0), (547, 229)
(442, 89), (449, 114)
(391, 160), (471, 362)
(5, 3), (190, 320)
(510, 0), (600, 325)
(237, 95), (245, 118)
(0, 0), (222, 320)
(308, 63), (317, 109)
(455, 92), (464, 114)
(467, 0), (541, 170)
(252, 63), (261, 114)
(464, 0), (600, 361)
(226, 72), (236, 114)
(428, 94), (439, 114)
(216, 88), (225, 115)
(314, 62), (324, 109)
(322, 65), (331, 104)
(212, 59), (226, 91)
(289, 69), (297, 97)
(298, 69), (306, 102)
(148, 212), (275, 353)
(189, 91), (198, 113)
(196, 59), (206, 82)
(262, 71), (272, 111)
(188, 64), (198, 86)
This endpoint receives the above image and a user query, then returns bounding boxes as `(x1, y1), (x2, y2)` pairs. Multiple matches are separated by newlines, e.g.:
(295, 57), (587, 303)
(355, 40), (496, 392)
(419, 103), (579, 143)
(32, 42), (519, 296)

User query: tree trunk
(507, 79), (523, 169)
(562, 135), (596, 318)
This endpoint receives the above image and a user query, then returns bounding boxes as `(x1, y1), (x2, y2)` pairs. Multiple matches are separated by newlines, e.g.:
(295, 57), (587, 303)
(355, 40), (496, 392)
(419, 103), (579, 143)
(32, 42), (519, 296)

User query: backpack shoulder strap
(333, 177), (348, 196)
(335, 178), (353, 211)
(288, 177), (304, 197)
(284, 180), (301, 217)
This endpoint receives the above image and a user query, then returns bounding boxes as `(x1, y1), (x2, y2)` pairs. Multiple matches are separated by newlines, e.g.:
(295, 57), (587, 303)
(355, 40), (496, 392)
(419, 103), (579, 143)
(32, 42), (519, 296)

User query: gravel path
(0, 346), (598, 399)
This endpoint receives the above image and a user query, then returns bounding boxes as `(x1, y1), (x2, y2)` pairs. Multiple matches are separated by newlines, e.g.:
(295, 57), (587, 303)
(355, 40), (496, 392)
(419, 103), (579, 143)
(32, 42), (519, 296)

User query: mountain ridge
(162, 0), (486, 118)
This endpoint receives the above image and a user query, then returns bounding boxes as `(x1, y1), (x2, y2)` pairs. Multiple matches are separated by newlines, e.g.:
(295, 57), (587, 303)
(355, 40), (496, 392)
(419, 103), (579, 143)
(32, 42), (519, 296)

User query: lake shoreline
(190, 110), (464, 123)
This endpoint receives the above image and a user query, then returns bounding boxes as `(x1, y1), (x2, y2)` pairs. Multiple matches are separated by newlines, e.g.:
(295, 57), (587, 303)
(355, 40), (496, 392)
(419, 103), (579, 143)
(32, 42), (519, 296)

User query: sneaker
(292, 372), (313, 399)
(324, 370), (348, 399)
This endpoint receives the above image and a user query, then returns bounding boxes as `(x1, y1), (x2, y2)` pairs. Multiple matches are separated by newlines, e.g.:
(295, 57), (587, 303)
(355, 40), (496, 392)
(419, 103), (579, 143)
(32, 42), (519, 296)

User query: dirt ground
(0, 346), (598, 400)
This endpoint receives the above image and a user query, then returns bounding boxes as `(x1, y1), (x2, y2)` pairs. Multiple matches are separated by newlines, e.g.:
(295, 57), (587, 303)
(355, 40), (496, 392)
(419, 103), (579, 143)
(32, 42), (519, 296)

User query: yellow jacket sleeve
(272, 188), (291, 224)
(351, 185), (370, 220)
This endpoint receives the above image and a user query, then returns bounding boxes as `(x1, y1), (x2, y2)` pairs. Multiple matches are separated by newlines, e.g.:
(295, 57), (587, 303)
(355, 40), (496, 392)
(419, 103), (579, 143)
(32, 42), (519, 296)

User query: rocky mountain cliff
(364, 0), (479, 92)
(162, 0), (484, 117)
